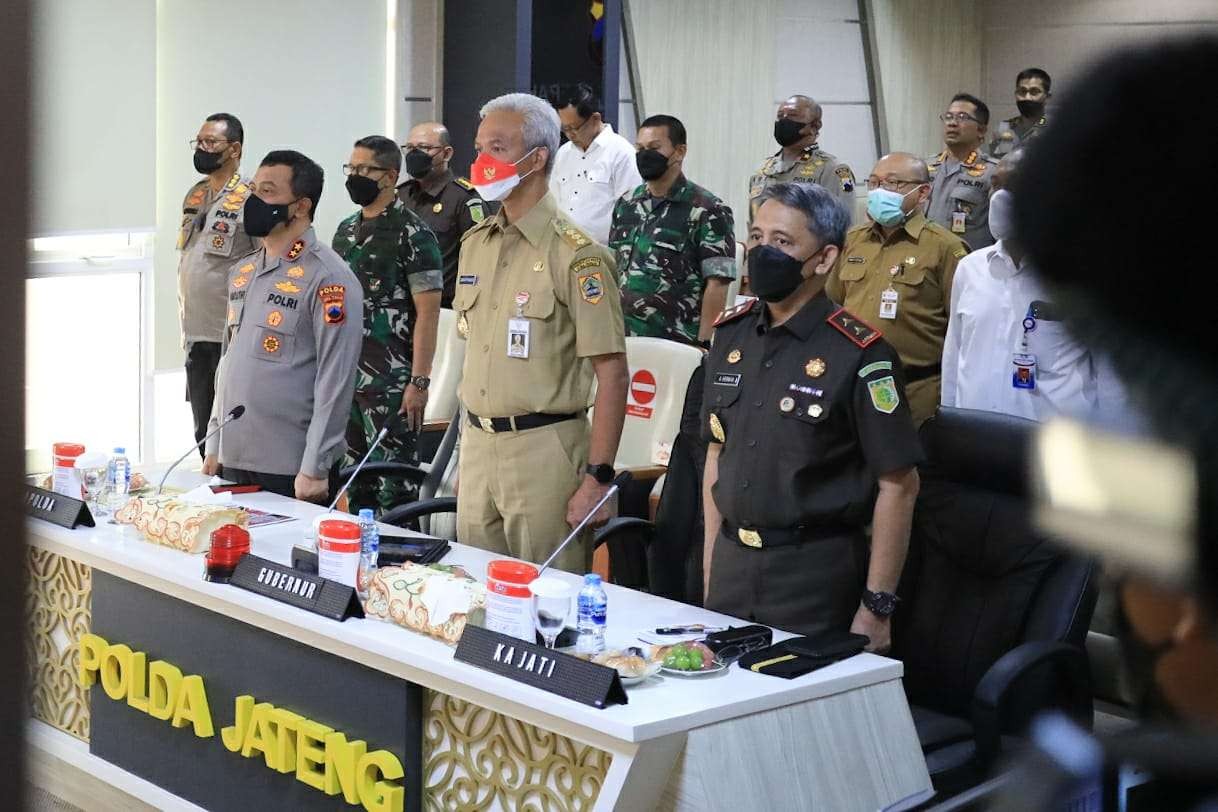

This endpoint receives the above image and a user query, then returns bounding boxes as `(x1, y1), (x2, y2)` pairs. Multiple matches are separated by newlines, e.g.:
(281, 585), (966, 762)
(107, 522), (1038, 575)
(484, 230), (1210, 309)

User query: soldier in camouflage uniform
(748, 95), (856, 224)
(608, 115), (736, 346)
(333, 136), (444, 514)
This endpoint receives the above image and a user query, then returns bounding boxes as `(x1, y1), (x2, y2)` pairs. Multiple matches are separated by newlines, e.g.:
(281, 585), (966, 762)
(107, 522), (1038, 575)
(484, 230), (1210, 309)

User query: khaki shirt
(205, 227), (363, 477)
(826, 211), (968, 423)
(454, 192), (626, 417)
(748, 144), (855, 222)
(176, 172), (256, 344)
(925, 149), (998, 251)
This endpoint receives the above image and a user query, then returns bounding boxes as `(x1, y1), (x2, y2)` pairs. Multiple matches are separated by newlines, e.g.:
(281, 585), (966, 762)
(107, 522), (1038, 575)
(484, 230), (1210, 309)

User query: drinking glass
(76, 454), (110, 518)
(529, 577), (573, 649)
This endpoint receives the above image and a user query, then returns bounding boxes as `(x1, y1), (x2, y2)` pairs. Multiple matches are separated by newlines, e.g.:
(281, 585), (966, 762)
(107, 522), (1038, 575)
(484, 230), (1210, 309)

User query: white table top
(27, 468), (904, 745)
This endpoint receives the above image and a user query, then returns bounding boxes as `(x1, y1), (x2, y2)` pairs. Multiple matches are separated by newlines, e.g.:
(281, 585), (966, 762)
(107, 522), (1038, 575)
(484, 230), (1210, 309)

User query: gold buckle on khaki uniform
(738, 528), (763, 548)
(479, 416), (495, 433)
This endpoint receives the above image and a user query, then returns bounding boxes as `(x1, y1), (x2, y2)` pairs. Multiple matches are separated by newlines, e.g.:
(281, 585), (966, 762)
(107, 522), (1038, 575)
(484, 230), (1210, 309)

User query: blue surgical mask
(867, 186), (919, 226)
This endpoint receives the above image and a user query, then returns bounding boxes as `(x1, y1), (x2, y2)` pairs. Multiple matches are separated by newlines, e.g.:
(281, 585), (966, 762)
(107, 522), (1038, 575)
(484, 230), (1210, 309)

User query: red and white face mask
(470, 147), (539, 202)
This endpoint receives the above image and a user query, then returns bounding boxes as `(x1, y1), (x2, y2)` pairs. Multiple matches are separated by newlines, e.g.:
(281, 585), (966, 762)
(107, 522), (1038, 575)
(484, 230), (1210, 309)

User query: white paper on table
(419, 578), (473, 626)
(178, 484), (234, 505)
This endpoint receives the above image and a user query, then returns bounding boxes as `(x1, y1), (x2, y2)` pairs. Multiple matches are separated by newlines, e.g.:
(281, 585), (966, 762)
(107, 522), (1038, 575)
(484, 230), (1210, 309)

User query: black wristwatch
(862, 589), (900, 618)
(409, 375), (430, 391)
(584, 463), (615, 484)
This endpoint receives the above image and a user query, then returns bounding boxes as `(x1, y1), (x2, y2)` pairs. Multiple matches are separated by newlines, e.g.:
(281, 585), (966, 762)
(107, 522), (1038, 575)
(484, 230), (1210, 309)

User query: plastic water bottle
(108, 447), (130, 502)
(356, 508), (380, 600)
(576, 573), (607, 655)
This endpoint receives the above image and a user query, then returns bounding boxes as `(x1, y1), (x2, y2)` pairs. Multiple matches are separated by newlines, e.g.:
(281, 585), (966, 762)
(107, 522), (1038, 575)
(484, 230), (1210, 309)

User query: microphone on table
(325, 410), (405, 512)
(157, 405), (246, 495)
(538, 471), (633, 576)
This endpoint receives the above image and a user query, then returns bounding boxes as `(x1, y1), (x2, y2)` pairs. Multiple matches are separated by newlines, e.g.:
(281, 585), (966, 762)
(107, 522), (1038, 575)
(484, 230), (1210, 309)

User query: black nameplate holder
(454, 625), (627, 708)
(229, 555), (363, 621)
(25, 485), (94, 529)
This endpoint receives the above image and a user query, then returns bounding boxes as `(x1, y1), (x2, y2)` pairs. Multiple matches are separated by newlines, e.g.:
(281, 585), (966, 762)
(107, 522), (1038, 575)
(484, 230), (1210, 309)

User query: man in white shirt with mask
(549, 83), (642, 244)
(941, 148), (1103, 422)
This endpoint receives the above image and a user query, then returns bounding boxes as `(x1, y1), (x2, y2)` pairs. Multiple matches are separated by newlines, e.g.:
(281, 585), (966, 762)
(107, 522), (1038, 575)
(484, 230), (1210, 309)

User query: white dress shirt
(941, 241), (1099, 422)
(549, 122), (642, 244)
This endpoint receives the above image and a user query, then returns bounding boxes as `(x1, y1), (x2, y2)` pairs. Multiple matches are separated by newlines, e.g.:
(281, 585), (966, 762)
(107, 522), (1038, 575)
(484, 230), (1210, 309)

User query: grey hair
(755, 182), (850, 249)
(479, 93), (561, 174)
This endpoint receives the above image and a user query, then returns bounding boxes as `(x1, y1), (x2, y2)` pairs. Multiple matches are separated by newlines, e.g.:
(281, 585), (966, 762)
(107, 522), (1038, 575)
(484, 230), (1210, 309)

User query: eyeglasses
(189, 138), (230, 151)
(402, 143), (443, 153)
(940, 112), (979, 125)
(560, 117), (589, 136)
(865, 177), (924, 192)
(342, 164), (392, 177)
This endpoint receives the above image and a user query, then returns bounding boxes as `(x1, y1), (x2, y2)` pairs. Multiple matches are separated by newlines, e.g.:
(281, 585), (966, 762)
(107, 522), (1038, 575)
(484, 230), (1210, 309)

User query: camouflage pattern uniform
(332, 200), (443, 513)
(608, 175), (737, 345)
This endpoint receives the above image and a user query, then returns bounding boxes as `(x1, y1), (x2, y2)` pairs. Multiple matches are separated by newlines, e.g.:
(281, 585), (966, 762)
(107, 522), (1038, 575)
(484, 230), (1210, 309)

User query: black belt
(723, 521), (859, 549)
(904, 363), (942, 384)
(467, 410), (581, 434)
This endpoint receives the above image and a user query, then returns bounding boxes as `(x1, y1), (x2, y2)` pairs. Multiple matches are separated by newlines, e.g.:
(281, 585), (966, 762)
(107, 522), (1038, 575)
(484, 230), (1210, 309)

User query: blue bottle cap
(358, 508), (375, 522)
(584, 573), (602, 585)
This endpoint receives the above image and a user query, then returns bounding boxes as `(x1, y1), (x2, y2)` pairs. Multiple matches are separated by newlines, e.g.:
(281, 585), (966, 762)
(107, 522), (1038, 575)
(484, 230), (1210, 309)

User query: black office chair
(593, 362), (708, 598)
(337, 408), (460, 539)
(893, 407), (1098, 800)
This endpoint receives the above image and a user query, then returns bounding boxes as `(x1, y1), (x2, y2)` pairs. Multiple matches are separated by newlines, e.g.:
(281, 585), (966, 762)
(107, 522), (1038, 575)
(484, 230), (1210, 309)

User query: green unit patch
(857, 360), (893, 379)
(867, 375), (900, 414)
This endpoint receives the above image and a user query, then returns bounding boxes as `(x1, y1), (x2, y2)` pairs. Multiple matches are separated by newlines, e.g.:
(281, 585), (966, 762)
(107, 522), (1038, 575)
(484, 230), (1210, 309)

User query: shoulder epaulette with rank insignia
(455, 177), (475, 192)
(555, 219), (592, 249)
(713, 299), (757, 328)
(827, 307), (882, 348)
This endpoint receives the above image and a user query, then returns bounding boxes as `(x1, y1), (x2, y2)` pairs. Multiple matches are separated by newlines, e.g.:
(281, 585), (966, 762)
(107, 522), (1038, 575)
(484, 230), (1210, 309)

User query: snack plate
(660, 658), (728, 678)
(620, 661), (663, 686)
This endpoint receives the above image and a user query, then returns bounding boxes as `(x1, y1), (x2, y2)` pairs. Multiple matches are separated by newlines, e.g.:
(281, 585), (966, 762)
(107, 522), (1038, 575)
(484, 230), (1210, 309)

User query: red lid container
(486, 559), (539, 598)
(318, 519), (362, 553)
(207, 524), (250, 568)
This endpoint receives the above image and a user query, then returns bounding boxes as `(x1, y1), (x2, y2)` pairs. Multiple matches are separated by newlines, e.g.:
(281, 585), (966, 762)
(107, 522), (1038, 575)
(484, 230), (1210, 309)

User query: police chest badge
(275, 280), (301, 294)
(319, 285), (346, 325)
(709, 413), (726, 443)
(866, 375), (900, 414)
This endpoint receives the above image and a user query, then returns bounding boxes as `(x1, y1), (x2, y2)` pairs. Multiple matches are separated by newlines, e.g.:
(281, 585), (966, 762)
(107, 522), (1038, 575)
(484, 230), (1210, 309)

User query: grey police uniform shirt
(205, 227), (363, 478)
(925, 149), (997, 251)
(176, 173), (256, 345)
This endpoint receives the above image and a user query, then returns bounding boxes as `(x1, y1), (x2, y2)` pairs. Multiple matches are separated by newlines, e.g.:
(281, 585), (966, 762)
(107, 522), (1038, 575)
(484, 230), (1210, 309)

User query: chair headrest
(919, 407), (1038, 497)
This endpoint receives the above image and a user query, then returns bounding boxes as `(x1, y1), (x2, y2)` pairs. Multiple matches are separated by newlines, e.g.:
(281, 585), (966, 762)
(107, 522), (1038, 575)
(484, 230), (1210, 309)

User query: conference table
(25, 468), (932, 811)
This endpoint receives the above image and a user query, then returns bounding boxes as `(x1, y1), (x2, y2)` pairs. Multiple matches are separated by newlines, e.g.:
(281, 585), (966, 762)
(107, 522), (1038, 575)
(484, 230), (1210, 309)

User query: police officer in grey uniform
(202, 151), (362, 504)
(177, 113), (255, 455)
(926, 93), (998, 251)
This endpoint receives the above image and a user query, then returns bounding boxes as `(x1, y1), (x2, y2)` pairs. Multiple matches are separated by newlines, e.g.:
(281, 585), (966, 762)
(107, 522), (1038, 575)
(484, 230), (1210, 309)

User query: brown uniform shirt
(748, 144), (856, 222)
(826, 210), (967, 423)
(454, 192), (626, 417)
(397, 169), (493, 307)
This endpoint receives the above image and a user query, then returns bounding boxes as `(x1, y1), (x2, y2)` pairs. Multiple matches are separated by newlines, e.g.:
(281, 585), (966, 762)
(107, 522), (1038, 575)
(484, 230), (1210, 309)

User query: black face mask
(1016, 99), (1045, 119)
(345, 175), (382, 207)
(193, 148), (226, 175)
(773, 118), (806, 148)
(636, 148), (670, 181)
(404, 149), (435, 179)
(243, 194), (295, 238)
(749, 244), (815, 302)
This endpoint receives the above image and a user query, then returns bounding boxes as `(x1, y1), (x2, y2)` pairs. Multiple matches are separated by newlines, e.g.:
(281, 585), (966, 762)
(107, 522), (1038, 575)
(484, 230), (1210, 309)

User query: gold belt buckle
(479, 416), (495, 433)
(738, 528), (763, 548)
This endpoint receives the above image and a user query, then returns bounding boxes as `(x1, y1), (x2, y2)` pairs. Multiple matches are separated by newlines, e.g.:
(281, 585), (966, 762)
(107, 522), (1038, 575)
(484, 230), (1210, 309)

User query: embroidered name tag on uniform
(459, 274), (478, 285)
(714, 373), (741, 387)
(846, 256), (865, 263)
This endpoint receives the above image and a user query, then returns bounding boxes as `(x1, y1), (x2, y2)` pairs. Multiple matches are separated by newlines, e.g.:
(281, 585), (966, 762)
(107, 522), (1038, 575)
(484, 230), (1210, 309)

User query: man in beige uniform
(455, 92), (628, 571)
(748, 95), (856, 223)
(827, 152), (967, 425)
(177, 112), (255, 454)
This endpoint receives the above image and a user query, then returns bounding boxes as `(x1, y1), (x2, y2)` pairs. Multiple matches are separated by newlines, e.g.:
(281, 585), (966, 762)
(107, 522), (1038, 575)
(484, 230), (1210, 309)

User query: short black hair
(950, 92), (990, 126)
(205, 112), (244, 144)
(1015, 67), (1052, 93)
(353, 135), (402, 173)
(259, 150), (323, 221)
(755, 182), (850, 249)
(552, 82), (602, 119)
(639, 114), (687, 147)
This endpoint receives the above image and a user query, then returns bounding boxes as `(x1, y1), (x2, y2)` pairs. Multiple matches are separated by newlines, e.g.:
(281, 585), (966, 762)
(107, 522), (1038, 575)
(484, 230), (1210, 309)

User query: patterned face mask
(470, 147), (539, 202)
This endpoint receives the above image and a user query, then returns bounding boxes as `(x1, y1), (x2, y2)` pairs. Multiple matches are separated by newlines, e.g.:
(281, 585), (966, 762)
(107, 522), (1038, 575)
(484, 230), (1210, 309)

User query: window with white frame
(25, 232), (152, 473)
